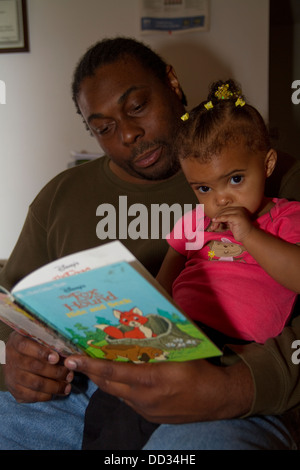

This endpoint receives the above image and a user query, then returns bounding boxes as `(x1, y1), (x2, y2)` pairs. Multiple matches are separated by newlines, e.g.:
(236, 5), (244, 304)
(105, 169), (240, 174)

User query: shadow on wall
(158, 41), (233, 109)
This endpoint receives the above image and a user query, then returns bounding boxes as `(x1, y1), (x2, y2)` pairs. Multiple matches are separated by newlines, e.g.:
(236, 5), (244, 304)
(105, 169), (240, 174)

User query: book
(67, 150), (105, 167)
(0, 241), (221, 363)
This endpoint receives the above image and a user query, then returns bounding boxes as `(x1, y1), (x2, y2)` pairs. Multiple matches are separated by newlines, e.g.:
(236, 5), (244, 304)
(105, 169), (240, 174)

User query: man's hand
(64, 355), (254, 423)
(4, 331), (73, 403)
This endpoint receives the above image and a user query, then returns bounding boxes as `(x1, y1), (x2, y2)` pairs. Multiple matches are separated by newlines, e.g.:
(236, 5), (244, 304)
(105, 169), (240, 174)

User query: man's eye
(129, 99), (147, 115)
(231, 175), (243, 185)
(198, 186), (211, 193)
(134, 103), (144, 110)
(97, 127), (108, 135)
(95, 123), (114, 136)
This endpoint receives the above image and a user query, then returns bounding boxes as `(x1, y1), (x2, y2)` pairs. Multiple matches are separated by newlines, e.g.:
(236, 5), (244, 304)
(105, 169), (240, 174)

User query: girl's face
(180, 141), (277, 220)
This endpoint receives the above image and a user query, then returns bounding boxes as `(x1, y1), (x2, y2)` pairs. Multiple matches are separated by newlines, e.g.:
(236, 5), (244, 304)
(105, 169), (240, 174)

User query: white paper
(140, 0), (210, 34)
(0, 0), (19, 43)
(12, 241), (136, 292)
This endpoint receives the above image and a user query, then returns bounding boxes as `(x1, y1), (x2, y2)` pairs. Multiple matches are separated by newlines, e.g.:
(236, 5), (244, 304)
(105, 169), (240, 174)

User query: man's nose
(119, 118), (144, 145)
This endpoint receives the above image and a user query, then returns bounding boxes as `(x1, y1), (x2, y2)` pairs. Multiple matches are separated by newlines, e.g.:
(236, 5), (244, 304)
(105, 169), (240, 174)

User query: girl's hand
(210, 206), (254, 243)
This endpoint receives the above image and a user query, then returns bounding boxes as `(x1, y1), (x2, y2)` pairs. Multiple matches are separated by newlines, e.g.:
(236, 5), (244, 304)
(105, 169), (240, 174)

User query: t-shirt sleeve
(222, 308), (300, 416)
(166, 213), (189, 255)
(166, 206), (206, 255)
(0, 205), (49, 291)
(274, 200), (300, 244)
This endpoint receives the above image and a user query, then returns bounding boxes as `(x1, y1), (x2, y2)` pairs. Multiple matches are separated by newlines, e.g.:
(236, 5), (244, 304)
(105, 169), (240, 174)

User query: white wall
(0, 0), (269, 258)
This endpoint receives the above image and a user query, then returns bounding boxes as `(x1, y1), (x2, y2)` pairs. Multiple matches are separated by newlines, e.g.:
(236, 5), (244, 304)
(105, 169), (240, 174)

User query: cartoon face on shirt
(207, 238), (245, 261)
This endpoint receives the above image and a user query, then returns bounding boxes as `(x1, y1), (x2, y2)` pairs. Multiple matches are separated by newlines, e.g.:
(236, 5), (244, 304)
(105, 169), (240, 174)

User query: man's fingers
(64, 355), (156, 399)
(65, 355), (139, 382)
(7, 369), (72, 403)
(10, 331), (60, 364)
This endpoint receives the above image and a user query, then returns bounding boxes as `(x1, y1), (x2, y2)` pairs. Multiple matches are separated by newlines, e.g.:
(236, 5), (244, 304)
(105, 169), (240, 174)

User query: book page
(12, 261), (221, 361)
(12, 241), (135, 293)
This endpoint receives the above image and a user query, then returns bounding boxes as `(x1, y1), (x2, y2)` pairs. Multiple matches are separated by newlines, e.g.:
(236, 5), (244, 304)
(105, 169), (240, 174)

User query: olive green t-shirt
(0, 156), (197, 290)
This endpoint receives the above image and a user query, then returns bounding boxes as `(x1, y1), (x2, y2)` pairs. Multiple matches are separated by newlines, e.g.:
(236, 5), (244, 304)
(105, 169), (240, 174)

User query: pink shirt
(167, 198), (300, 343)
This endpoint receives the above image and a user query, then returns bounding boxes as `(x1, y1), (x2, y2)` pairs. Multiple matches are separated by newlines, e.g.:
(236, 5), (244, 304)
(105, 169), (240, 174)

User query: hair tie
(215, 84), (233, 100)
(181, 112), (189, 121)
(204, 101), (213, 110)
(235, 97), (245, 107)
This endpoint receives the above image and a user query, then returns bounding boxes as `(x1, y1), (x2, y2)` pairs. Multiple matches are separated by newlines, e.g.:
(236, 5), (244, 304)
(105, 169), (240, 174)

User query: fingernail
(66, 371), (74, 382)
(64, 383), (72, 395)
(66, 359), (77, 370)
(48, 352), (58, 363)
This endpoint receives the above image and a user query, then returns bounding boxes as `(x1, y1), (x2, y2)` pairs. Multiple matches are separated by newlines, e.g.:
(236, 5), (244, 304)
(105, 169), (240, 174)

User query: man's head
(72, 38), (187, 182)
(72, 37), (187, 117)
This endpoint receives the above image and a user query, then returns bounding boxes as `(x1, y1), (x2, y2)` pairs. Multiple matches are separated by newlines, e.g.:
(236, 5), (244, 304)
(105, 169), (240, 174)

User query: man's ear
(165, 65), (184, 101)
(265, 148), (277, 178)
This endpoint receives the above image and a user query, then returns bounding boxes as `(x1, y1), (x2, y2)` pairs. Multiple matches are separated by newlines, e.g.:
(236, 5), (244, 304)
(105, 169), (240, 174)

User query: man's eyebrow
(87, 85), (146, 124)
(118, 85), (144, 105)
(87, 112), (105, 124)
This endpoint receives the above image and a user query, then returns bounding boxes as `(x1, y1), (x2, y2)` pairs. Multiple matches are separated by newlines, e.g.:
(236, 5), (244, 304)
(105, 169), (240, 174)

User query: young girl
(157, 80), (300, 345)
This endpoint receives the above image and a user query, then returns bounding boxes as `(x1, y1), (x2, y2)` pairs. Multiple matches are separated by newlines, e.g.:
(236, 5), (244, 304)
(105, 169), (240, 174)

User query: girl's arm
(242, 228), (300, 293)
(212, 205), (300, 293)
(156, 246), (186, 295)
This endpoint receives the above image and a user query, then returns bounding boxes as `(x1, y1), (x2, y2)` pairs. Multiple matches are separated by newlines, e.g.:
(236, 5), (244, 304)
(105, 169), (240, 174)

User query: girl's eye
(231, 175), (243, 185)
(198, 186), (211, 194)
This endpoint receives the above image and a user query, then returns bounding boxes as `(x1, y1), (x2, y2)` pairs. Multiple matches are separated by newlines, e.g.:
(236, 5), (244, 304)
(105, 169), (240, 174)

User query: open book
(0, 241), (221, 363)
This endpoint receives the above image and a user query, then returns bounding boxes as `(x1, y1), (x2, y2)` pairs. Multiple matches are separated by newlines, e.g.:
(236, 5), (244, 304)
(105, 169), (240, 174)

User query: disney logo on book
(62, 285), (86, 293)
(55, 262), (80, 272)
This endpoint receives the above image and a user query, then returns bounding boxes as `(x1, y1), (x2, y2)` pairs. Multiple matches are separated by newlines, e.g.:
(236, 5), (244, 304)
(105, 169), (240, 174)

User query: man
(0, 37), (298, 450)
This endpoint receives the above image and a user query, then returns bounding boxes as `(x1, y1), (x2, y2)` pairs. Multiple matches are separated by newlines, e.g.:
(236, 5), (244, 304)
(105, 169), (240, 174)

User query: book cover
(0, 242), (221, 363)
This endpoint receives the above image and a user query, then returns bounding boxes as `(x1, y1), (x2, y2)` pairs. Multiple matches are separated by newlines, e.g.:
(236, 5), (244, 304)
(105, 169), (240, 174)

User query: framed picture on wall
(0, 0), (29, 53)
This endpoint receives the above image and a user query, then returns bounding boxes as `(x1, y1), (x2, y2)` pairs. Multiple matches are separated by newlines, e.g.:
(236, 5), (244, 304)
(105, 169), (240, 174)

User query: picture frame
(0, 0), (29, 53)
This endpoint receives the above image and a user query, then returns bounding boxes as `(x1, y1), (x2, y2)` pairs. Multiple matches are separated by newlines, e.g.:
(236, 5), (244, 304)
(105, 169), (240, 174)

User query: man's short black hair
(72, 36), (187, 121)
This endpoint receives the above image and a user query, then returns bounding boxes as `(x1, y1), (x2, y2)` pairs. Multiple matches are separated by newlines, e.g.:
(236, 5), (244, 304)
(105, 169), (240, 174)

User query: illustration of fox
(87, 343), (168, 363)
(94, 307), (157, 339)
